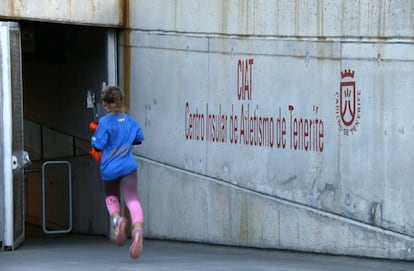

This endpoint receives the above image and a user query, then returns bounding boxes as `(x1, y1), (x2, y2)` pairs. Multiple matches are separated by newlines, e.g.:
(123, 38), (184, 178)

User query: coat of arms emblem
(336, 69), (361, 135)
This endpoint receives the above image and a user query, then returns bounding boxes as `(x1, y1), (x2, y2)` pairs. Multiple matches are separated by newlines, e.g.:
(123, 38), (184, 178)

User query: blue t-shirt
(91, 112), (144, 181)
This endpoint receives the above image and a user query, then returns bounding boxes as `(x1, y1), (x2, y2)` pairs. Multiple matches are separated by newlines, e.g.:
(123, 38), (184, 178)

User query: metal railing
(41, 161), (72, 234)
(25, 121), (87, 234)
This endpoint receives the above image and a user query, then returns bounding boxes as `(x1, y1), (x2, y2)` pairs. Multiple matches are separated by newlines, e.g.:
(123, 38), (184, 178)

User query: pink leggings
(103, 171), (144, 225)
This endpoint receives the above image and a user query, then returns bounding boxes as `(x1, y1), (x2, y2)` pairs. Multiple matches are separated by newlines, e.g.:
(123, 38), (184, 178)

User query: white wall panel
(131, 0), (414, 38)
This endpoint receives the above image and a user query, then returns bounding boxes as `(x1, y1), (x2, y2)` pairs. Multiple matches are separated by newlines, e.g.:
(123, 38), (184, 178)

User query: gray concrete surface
(0, 235), (413, 271)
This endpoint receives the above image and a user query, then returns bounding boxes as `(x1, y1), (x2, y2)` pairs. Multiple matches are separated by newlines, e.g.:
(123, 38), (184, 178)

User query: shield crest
(339, 81), (356, 126)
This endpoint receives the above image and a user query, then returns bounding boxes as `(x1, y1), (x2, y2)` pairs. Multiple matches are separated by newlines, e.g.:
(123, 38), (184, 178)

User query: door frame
(1, 23), (119, 249)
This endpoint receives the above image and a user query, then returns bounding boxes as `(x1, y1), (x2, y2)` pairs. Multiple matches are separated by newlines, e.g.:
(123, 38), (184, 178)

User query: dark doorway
(20, 21), (112, 238)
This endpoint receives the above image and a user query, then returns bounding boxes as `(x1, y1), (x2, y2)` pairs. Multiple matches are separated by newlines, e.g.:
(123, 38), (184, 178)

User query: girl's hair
(101, 85), (127, 113)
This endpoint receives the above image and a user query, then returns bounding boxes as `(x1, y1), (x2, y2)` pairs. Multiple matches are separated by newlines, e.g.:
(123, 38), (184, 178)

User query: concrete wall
(121, 0), (414, 260)
(0, 0), (123, 27)
(2, 0), (414, 260)
(131, 0), (413, 38)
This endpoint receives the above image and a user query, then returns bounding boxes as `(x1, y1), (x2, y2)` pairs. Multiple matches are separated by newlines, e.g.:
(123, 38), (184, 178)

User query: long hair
(101, 85), (127, 113)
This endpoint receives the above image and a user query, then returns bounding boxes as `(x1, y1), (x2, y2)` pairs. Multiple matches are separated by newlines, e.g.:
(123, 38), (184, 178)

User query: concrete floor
(1, 234), (414, 271)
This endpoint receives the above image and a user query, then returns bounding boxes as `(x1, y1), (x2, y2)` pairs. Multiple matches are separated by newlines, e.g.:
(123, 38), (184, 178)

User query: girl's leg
(120, 171), (144, 259)
(120, 171), (144, 227)
(103, 179), (120, 217)
(103, 179), (127, 246)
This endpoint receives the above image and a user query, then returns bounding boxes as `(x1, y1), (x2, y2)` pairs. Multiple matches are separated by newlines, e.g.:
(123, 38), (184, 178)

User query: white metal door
(0, 21), (25, 251)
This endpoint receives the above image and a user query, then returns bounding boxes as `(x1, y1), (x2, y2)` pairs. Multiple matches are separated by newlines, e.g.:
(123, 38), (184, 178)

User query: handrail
(24, 119), (91, 160)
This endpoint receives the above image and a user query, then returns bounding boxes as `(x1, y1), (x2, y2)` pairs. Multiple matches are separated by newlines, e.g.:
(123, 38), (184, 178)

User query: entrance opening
(20, 21), (112, 238)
